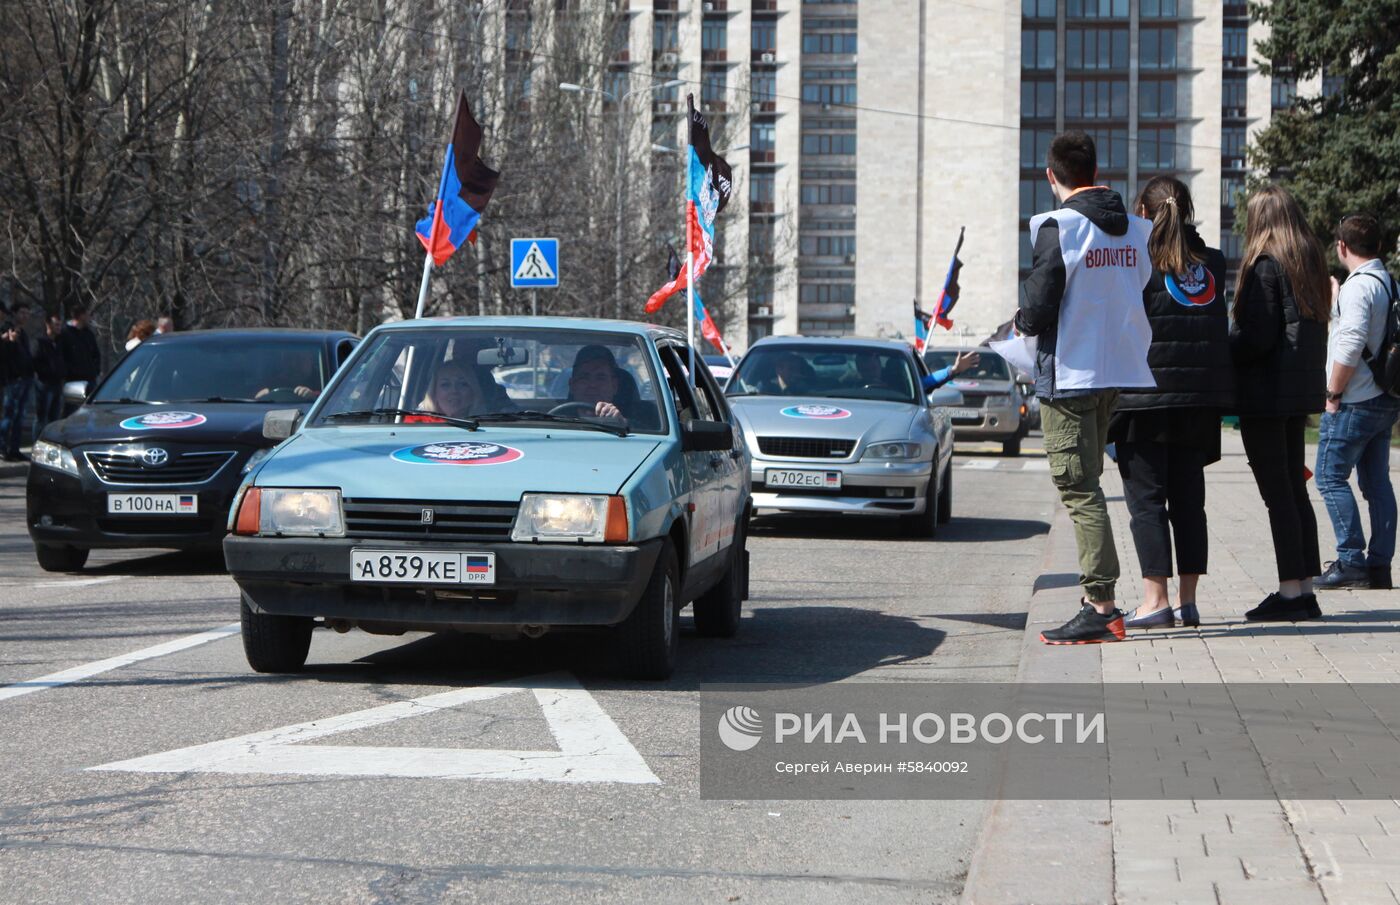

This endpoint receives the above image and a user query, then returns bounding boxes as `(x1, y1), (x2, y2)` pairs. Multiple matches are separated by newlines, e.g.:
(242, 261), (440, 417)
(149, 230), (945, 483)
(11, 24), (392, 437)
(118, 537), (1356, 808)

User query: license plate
(948, 408), (982, 420)
(107, 493), (198, 515)
(350, 550), (495, 585)
(765, 468), (842, 490)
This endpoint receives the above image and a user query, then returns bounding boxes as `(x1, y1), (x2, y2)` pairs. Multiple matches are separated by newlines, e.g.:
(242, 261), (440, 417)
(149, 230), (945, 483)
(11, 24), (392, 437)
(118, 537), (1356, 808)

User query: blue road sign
(510, 238), (560, 289)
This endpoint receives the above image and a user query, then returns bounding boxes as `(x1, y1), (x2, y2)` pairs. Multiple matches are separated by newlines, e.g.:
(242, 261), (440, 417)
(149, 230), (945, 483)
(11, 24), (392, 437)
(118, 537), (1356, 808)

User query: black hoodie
(1013, 187), (1132, 399)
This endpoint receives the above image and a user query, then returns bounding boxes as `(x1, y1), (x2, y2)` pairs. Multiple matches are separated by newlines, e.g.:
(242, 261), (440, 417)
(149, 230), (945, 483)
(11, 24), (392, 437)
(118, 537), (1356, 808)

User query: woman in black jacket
(1230, 184), (1329, 622)
(1110, 176), (1234, 630)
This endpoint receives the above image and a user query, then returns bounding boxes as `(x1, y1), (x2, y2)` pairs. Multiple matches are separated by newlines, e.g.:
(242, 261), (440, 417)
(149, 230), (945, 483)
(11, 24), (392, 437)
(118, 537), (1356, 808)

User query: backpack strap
(1350, 270), (1398, 362)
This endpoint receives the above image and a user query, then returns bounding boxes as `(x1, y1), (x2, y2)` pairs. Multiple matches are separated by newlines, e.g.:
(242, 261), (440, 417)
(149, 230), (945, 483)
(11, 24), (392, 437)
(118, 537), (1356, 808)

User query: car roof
(375, 316), (685, 344)
(139, 328), (357, 343)
(748, 335), (914, 353)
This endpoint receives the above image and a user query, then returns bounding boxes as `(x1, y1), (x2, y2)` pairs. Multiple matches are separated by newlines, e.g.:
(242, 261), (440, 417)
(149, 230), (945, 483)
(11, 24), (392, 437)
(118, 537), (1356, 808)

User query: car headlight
(242, 448), (272, 475)
(32, 440), (79, 476)
(862, 441), (924, 461)
(259, 488), (345, 537)
(512, 493), (628, 543)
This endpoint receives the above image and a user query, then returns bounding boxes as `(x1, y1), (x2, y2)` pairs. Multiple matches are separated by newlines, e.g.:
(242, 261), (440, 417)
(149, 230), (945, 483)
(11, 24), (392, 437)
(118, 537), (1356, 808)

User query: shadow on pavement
(1033, 572), (1081, 592)
(938, 516), (1049, 543)
(81, 550), (228, 577)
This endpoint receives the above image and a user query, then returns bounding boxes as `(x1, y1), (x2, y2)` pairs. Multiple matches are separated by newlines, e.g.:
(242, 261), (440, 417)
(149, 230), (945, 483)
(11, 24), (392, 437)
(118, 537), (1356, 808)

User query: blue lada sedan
(224, 318), (750, 679)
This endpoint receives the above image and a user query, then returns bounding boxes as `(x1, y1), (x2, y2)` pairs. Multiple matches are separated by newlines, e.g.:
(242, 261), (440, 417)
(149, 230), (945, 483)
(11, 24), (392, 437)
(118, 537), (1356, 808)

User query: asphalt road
(0, 450), (1055, 905)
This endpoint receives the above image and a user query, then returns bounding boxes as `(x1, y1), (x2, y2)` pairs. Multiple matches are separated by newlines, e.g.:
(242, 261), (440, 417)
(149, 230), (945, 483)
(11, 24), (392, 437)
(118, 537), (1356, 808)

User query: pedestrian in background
(32, 313), (65, 439)
(1314, 214), (1400, 591)
(155, 315), (174, 335)
(1230, 184), (1329, 622)
(1014, 130), (1155, 645)
(0, 302), (35, 461)
(1111, 176), (1233, 630)
(124, 319), (156, 351)
(58, 306), (101, 415)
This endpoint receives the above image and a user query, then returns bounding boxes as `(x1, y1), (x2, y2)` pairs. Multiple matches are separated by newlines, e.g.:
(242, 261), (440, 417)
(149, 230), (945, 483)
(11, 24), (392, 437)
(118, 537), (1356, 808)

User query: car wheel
(936, 462), (953, 524)
(34, 543), (89, 573)
(614, 540), (680, 680)
(902, 464), (940, 538)
(1002, 437), (1021, 457)
(240, 593), (314, 674)
(694, 518), (747, 638)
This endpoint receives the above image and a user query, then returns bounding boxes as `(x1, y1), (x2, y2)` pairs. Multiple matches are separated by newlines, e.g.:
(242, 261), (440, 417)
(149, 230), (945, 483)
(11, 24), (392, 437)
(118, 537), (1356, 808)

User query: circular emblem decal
(1165, 263), (1217, 308)
(780, 404), (852, 420)
(119, 411), (207, 430)
(391, 442), (525, 466)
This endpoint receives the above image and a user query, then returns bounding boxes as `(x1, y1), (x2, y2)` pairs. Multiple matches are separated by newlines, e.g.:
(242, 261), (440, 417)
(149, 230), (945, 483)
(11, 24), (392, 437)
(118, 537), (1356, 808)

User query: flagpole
(685, 101), (696, 387)
(414, 251), (433, 319)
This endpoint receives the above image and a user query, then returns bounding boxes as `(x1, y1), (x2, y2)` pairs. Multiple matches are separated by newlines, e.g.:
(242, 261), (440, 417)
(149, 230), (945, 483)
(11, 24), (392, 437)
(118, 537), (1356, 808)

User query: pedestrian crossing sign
(510, 238), (560, 289)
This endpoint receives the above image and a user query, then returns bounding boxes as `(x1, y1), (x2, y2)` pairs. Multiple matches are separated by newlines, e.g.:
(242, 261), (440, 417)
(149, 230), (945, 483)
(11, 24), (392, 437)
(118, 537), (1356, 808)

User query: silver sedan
(724, 337), (957, 536)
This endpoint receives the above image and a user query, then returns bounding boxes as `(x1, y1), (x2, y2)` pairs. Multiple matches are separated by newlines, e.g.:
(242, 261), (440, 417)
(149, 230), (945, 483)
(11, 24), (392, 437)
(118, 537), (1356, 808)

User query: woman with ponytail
(1230, 183), (1329, 622)
(1110, 176), (1234, 629)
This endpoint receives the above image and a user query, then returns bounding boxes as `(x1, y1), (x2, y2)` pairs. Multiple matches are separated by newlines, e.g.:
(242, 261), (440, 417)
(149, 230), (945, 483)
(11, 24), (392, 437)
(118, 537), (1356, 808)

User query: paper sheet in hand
(989, 335), (1038, 378)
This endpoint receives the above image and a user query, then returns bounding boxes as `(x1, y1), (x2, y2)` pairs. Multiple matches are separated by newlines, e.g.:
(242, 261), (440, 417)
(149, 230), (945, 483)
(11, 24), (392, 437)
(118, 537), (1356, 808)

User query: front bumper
(225, 535), (663, 628)
(26, 464), (241, 551)
(748, 457), (932, 516)
(950, 405), (1024, 441)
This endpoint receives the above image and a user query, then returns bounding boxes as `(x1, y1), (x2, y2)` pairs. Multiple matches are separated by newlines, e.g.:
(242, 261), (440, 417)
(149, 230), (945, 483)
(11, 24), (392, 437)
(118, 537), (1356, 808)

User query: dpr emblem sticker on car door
(119, 411), (208, 430)
(780, 404), (852, 420)
(390, 442), (525, 466)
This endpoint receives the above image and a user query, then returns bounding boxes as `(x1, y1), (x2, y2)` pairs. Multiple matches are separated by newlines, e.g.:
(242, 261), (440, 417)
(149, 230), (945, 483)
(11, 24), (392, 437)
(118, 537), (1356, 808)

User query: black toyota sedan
(27, 328), (357, 571)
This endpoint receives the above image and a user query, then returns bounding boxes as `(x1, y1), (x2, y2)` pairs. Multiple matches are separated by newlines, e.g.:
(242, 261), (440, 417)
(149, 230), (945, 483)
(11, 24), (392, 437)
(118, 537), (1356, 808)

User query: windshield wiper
(322, 408), (479, 430)
(475, 410), (628, 437)
(91, 397), (139, 404)
(187, 396), (259, 403)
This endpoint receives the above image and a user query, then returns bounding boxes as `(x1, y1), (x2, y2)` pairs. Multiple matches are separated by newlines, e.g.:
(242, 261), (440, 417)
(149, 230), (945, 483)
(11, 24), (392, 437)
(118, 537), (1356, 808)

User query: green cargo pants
(1040, 390), (1120, 603)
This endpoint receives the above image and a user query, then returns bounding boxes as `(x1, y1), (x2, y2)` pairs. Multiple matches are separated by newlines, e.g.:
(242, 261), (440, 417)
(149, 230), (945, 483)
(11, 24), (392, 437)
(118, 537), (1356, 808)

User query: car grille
(756, 437), (855, 459)
(343, 498), (520, 541)
(85, 450), (236, 485)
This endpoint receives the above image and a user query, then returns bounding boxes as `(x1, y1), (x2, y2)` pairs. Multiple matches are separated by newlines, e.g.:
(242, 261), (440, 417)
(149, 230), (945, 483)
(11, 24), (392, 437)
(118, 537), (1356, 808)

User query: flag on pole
(415, 91), (500, 267)
(645, 96), (732, 313)
(667, 243), (729, 357)
(932, 226), (966, 330)
(912, 300), (934, 354)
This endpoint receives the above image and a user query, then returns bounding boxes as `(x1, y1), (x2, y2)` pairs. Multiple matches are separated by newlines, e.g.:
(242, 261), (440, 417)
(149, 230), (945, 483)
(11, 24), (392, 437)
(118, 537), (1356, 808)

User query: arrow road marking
(90, 672), (659, 785)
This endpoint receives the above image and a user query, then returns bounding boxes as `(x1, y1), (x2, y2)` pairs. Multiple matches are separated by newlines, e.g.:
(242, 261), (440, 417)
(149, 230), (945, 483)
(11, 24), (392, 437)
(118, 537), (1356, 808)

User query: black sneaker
(1245, 593), (1322, 622)
(1369, 567), (1393, 590)
(1315, 560), (1370, 590)
(1040, 603), (1127, 645)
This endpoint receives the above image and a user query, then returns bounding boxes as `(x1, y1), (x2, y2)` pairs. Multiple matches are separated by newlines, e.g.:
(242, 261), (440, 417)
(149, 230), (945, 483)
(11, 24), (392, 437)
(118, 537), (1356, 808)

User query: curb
(959, 507), (1115, 905)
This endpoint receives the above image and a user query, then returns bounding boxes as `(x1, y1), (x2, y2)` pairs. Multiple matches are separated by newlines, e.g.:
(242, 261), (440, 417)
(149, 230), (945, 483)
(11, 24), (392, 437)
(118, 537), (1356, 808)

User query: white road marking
(960, 460), (999, 471)
(1021, 460), (1050, 472)
(0, 623), (241, 703)
(90, 672), (660, 785)
(2, 576), (126, 590)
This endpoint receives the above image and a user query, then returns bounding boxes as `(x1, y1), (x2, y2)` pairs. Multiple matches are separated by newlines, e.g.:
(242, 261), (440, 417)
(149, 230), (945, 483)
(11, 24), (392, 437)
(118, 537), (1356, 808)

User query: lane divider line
(0, 623), (241, 703)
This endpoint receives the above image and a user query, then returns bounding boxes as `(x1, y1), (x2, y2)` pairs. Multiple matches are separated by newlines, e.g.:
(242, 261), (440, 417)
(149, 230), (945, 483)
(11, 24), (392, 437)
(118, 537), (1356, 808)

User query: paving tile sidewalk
(962, 429), (1400, 905)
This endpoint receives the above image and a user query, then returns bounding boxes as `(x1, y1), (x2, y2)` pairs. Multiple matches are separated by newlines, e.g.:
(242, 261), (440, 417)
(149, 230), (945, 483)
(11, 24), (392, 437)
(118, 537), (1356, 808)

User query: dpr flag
(933, 227), (966, 330)
(415, 91), (500, 267)
(664, 243), (728, 355)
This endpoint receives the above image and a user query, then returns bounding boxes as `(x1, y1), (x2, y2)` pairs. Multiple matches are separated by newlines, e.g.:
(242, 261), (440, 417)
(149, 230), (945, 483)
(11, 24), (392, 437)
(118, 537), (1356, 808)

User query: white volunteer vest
(1029, 208), (1156, 391)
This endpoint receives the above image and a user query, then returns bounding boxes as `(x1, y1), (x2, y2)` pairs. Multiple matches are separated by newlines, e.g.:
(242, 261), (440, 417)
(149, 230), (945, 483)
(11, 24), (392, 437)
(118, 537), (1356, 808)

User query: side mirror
(62, 380), (90, 406)
(926, 386), (965, 408)
(262, 408), (303, 440)
(682, 419), (733, 452)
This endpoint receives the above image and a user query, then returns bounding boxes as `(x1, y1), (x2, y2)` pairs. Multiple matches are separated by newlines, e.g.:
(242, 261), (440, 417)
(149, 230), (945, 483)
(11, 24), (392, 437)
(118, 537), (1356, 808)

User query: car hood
(45, 402), (309, 449)
(727, 395), (918, 442)
(254, 426), (663, 501)
(947, 377), (1016, 395)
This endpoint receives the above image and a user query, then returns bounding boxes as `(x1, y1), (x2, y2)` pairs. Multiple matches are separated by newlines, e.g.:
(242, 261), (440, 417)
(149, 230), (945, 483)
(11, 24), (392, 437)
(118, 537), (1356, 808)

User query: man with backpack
(1315, 214), (1400, 590)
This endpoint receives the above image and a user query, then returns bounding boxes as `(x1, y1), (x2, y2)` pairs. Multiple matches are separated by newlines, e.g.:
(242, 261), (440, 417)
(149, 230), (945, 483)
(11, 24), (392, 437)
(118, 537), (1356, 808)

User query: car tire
(694, 518), (747, 638)
(240, 593), (314, 674)
(34, 543), (89, 573)
(903, 463), (940, 538)
(936, 462), (953, 524)
(614, 540), (680, 680)
(1002, 437), (1021, 457)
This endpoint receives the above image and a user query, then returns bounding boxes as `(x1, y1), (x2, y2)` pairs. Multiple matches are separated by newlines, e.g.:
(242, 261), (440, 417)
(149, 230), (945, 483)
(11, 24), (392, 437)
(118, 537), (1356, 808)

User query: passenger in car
(416, 359), (494, 419)
(762, 353), (815, 395)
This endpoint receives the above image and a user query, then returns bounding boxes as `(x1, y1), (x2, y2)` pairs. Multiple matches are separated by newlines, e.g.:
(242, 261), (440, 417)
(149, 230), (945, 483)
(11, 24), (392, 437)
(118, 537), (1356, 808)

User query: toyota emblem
(142, 447), (170, 467)
(420, 508), (435, 525)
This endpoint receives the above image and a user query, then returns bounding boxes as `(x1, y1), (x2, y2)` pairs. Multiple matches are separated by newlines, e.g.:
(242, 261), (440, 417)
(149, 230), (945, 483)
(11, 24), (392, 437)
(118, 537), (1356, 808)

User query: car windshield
(312, 327), (666, 434)
(924, 350), (1012, 381)
(92, 337), (328, 404)
(726, 345), (919, 404)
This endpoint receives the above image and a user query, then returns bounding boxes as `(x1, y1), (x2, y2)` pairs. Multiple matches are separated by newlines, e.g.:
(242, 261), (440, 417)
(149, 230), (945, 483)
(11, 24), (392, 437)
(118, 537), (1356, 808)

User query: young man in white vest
(1014, 131), (1155, 644)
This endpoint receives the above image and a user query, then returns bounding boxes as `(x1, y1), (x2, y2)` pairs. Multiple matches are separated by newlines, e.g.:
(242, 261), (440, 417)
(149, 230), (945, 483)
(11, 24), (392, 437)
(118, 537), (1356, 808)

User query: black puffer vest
(1229, 256), (1327, 417)
(1118, 228), (1235, 412)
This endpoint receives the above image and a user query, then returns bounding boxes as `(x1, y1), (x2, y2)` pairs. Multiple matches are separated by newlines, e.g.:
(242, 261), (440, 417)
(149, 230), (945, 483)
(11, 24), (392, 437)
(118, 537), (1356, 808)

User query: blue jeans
(0, 378), (31, 456)
(1316, 396), (1400, 568)
(32, 381), (63, 441)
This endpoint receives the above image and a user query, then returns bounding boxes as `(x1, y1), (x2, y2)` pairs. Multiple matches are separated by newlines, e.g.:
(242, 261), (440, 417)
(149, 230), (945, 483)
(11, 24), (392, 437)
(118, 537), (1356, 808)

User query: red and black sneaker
(1040, 602), (1127, 645)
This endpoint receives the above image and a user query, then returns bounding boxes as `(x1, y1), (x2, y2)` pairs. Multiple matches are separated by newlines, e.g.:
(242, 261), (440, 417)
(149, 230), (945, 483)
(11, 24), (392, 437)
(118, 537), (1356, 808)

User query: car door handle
(709, 456), (724, 469)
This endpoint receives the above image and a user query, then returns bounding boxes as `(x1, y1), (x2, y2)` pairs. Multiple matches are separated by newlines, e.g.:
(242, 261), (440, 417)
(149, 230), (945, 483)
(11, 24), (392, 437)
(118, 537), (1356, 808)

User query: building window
(1065, 79), (1128, 118)
(801, 133), (857, 155)
(1220, 230), (1242, 261)
(1322, 71), (1345, 98)
(702, 20), (726, 51)
(1271, 74), (1297, 109)
(702, 69), (727, 106)
(1224, 26), (1248, 66)
(1022, 0), (1055, 17)
(653, 18), (677, 52)
(1140, 28), (1178, 70)
(1019, 178), (1056, 220)
(1137, 127), (1176, 170)
(1223, 76), (1247, 116)
(801, 69), (857, 106)
(1222, 126), (1246, 164)
(800, 183), (856, 205)
(1066, 28), (1129, 70)
(751, 121), (775, 153)
(1020, 129), (1054, 168)
(800, 235), (856, 257)
(1139, 79), (1176, 119)
(1021, 28), (1056, 70)
(1081, 128), (1128, 168)
(801, 19), (858, 55)
(752, 20), (776, 52)
(799, 284), (855, 304)
(750, 222), (774, 257)
(1020, 80), (1056, 119)
(1141, 0), (1178, 16)
(1067, 0), (1129, 17)
(751, 171), (775, 209)
(752, 71), (776, 103)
